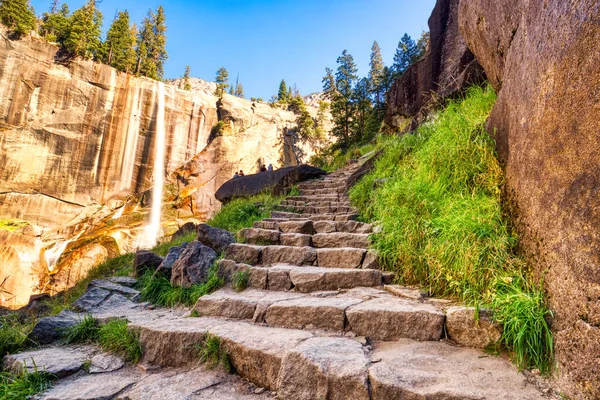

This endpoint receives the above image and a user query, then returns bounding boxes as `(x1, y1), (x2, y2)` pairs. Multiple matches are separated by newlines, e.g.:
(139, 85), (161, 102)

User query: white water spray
(145, 82), (167, 248)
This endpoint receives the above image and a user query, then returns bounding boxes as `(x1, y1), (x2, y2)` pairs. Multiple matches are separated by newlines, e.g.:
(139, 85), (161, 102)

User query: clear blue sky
(31, 0), (436, 99)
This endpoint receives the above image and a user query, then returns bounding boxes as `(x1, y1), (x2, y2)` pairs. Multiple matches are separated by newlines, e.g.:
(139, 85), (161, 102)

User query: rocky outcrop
(459, 1), (600, 398)
(214, 165), (326, 204)
(385, 0), (485, 130)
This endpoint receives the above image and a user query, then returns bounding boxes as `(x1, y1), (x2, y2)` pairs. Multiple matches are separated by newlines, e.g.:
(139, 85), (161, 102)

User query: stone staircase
(9, 162), (552, 399)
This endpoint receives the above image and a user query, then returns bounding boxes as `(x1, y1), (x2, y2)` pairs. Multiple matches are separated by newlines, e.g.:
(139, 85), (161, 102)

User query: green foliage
(135, 6), (168, 80)
(39, 3), (70, 44)
(104, 10), (136, 73)
(0, 370), (54, 400)
(234, 82), (244, 98)
(215, 67), (229, 98)
(64, 0), (103, 59)
(231, 270), (249, 292)
(0, 314), (34, 358)
(0, 219), (28, 232)
(393, 33), (420, 77)
(0, 0), (35, 37)
(210, 120), (227, 139)
(63, 314), (99, 344)
(207, 192), (284, 233)
(137, 263), (224, 307)
(98, 319), (142, 364)
(277, 79), (289, 103)
(369, 40), (386, 106)
(197, 333), (231, 372)
(152, 230), (196, 257)
(311, 140), (381, 172)
(183, 65), (192, 91)
(349, 85), (553, 372)
(287, 185), (300, 197)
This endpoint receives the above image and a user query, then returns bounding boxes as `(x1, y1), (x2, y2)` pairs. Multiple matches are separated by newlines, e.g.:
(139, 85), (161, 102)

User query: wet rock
(28, 310), (80, 345)
(133, 251), (164, 277)
(170, 241), (217, 288)
(446, 306), (502, 349)
(196, 224), (236, 253)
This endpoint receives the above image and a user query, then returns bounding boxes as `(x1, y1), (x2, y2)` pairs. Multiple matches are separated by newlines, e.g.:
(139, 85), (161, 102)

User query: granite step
(194, 287), (445, 341)
(270, 211), (358, 221)
(253, 220), (372, 234)
(237, 228), (280, 245)
(274, 205), (357, 215)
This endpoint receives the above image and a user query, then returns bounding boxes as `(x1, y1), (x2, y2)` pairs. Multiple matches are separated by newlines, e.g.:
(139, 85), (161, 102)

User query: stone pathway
(5, 162), (555, 399)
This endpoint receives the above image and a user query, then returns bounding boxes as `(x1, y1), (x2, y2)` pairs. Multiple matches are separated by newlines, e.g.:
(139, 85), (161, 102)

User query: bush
(349, 85), (553, 372)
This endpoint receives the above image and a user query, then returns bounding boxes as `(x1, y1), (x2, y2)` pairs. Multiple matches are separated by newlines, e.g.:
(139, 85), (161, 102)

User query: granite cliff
(0, 29), (330, 309)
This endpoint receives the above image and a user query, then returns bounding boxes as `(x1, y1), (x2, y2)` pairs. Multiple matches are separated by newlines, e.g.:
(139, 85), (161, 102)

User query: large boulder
(170, 241), (217, 288)
(459, 1), (600, 397)
(28, 310), (80, 344)
(132, 250), (164, 277)
(385, 0), (485, 130)
(155, 244), (188, 279)
(196, 224), (235, 253)
(215, 165), (326, 204)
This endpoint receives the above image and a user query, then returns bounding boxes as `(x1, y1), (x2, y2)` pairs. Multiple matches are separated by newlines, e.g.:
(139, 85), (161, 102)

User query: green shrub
(197, 333), (231, 372)
(231, 270), (250, 292)
(349, 85), (553, 372)
(0, 370), (54, 400)
(98, 320), (142, 364)
(207, 192), (284, 234)
(63, 314), (99, 344)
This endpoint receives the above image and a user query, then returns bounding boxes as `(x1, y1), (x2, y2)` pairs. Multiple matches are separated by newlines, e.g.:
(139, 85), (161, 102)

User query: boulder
(72, 287), (111, 312)
(445, 306), (502, 348)
(155, 244), (187, 278)
(170, 241), (217, 288)
(28, 310), (80, 344)
(133, 251), (164, 277)
(171, 222), (197, 241)
(196, 224), (236, 253)
(215, 165), (327, 204)
(385, 0), (485, 130)
(459, 1), (600, 397)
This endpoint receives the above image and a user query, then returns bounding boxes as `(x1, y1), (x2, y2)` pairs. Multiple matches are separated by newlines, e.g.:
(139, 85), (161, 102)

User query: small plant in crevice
(231, 270), (250, 292)
(63, 314), (99, 344)
(98, 319), (142, 364)
(0, 369), (55, 400)
(197, 333), (231, 373)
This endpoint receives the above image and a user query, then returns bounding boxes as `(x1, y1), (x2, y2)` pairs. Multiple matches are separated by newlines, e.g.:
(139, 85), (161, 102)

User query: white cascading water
(144, 81), (167, 248)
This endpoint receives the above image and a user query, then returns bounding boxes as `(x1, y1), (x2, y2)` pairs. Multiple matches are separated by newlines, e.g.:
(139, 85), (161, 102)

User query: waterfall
(145, 82), (167, 248)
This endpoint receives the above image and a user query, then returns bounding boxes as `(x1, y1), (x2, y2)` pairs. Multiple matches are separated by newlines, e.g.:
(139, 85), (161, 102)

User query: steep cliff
(0, 29), (330, 309)
(385, 0), (485, 130)
(459, 1), (600, 398)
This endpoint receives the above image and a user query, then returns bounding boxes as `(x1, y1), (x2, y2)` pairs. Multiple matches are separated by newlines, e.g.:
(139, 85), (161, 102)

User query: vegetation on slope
(207, 192), (285, 234)
(349, 85), (553, 373)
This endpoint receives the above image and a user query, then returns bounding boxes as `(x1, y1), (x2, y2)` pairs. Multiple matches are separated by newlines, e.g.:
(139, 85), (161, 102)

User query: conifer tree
(151, 6), (167, 78)
(0, 0), (36, 37)
(416, 31), (430, 59)
(322, 68), (336, 97)
(314, 100), (329, 141)
(40, 3), (70, 44)
(135, 6), (168, 80)
(104, 10), (136, 73)
(234, 82), (244, 98)
(392, 33), (419, 78)
(325, 49), (358, 148)
(135, 12), (153, 76)
(287, 86), (293, 102)
(64, 0), (103, 59)
(368, 40), (386, 106)
(214, 66), (229, 98)
(277, 79), (288, 102)
(353, 77), (373, 143)
(183, 65), (191, 90)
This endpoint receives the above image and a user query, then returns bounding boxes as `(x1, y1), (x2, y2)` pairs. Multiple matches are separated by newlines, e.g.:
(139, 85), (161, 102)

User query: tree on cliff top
(182, 65), (192, 91)
(214, 67), (229, 98)
(234, 81), (244, 98)
(277, 79), (288, 103)
(392, 33), (419, 78)
(64, 0), (103, 60)
(104, 10), (136, 73)
(0, 0), (36, 37)
(135, 6), (168, 80)
(40, 3), (70, 44)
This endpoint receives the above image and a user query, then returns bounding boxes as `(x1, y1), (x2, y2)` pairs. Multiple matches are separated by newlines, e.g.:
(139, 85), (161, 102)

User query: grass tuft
(98, 319), (142, 364)
(0, 370), (54, 400)
(197, 333), (231, 372)
(207, 192), (284, 234)
(0, 315), (35, 358)
(348, 85), (553, 373)
(231, 270), (250, 292)
(63, 314), (100, 344)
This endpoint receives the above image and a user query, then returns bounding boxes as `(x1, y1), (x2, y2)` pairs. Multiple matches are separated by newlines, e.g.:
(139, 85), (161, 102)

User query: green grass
(231, 270), (250, 292)
(63, 314), (100, 344)
(137, 263), (224, 307)
(207, 192), (284, 234)
(152, 231), (197, 257)
(98, 320), (142, 364)
(0, 315), (35, 358)
(0, 219), (29, 232)
(0, 370), (54, 400)
(197, 333), (231, 372)
(310, 140), (383, 172)
(348, 85), (553, 373)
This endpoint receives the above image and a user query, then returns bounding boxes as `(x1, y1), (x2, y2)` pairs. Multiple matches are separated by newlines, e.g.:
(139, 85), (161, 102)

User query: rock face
(214, 165), (327, 204)
(458, 1), (600, 397)
(385, 0), (485, 130)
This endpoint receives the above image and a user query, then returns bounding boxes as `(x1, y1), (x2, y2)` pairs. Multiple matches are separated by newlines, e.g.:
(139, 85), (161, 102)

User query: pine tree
(151, 6), (167, 78)
(104, 10), (136, 73)
(64, 0), (103, 59)
(368, 40), (386, 106)
(416, 31), (430, 59)
(322, 68), (336, 98)
(40, 3), (70, 44)
(353, 77), (374, 143)
(234, 82), (244, 98)
(135, 6), (168, 80)
(135, 12), (154, 76)
(0, 0), (36, 37)
(287, 86), (293, 102)
(314, 100), (329, 141)
(183, 65), (191, 91)
(326, 49), (358, 148)
(392, 33), (419, 77)
(277, 79), (288, 102)
(214, 66), (229, 98)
